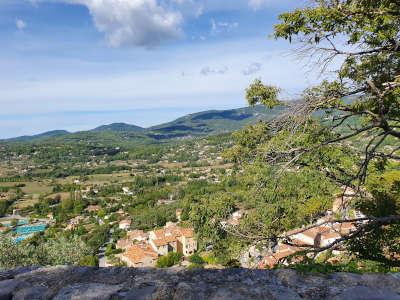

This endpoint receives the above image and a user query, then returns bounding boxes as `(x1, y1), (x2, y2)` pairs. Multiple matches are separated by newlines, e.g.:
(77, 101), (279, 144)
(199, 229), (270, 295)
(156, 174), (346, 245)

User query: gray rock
(116, 285), (156, 300)
(0, 279), (23, 300)
(209, 288), (249, 300)
(0, 267), (39, 281)
(13, 286), (51, 300)
(0, 266), (399, 300)
(54, 283), (122, 300)
(333, 286), (400, 300)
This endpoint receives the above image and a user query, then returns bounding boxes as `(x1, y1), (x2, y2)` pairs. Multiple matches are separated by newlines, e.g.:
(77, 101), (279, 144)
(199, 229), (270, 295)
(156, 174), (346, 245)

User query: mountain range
(2, 105), (287, 144)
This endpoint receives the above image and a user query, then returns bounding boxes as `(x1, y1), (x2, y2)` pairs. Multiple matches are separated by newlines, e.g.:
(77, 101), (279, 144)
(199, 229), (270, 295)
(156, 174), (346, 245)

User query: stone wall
(1, 266), (399, 299)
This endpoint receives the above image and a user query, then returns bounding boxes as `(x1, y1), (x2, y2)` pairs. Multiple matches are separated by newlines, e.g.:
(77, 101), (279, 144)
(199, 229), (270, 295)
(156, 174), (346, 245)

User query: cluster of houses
(259, 217), (357, 268)
(233, 187), (365, 269)
(115, 210), (197, 267)
(257, 187), (363, 269)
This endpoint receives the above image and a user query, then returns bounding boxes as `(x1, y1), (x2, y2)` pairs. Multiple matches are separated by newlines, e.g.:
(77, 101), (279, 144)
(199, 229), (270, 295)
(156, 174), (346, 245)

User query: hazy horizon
(1, 104), (256, 139)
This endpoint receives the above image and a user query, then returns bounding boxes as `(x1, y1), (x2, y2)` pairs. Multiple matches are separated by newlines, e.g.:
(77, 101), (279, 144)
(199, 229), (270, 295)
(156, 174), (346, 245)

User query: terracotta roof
(127, 230), (147, 240)
(321, 231), (342, 240)
(152, 228), (168, 240)
(116, 238), (132, 249)
(122, 244), (158, 264)
(286, 228), (304, 236)
(150, 225), (194, 247)
(152, 235), (177, 247)
(179, 227), (194, 238)
(260, 244), (301, 268)
(289, 238), (308, 246)
(301, 226), (330, 239)
(332, 222), (356, 234)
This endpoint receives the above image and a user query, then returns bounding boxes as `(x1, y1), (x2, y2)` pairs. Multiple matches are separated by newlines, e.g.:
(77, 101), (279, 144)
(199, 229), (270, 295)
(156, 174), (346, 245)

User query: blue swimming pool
(15, 223), (46, 235)
(15, 235), (32, 243)
(14, 223), (47, 243)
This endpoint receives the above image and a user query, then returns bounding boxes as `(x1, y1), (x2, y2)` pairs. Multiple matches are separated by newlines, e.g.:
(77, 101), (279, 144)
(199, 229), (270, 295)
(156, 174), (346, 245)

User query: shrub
(189, 253), (205, 265)
(0, 235), (92, 269)
(156, 252), (182, 268)
(79, 255), (98, 267)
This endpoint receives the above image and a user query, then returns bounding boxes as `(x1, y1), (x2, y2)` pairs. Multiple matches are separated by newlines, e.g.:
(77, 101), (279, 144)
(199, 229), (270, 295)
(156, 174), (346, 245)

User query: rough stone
(13, 286), (51, 300)
(0, 279), (26, 300)
(332, 286), (400, 300)
(115, 285), (156, 300)
(0, 266), (399, 300)
(54, 283), (122, 300)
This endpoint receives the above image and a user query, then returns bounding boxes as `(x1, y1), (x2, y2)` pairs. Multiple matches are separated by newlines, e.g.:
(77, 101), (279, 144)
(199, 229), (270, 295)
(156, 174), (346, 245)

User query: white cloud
(200, 66), (228, 76)
(15, 18), (26, 31)
(67, 0), (184, 47)
(248, 0), (267, 10)
(211, 18), (239, 35)
(242, 62), (262, 75)
(1, 34), (326, 119)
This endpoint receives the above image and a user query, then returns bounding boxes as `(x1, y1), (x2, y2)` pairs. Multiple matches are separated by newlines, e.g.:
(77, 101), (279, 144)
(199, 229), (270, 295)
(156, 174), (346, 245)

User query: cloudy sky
(0, 0), (319, 138)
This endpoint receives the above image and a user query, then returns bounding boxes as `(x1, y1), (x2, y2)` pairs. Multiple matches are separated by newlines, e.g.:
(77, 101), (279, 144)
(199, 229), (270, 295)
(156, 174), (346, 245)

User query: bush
(0, 235), (92, 268)
(79, 255), (98, 267)
(156, 252), (183, 268)
(189, 253), (205, 265)
(202, 253), (218, 265)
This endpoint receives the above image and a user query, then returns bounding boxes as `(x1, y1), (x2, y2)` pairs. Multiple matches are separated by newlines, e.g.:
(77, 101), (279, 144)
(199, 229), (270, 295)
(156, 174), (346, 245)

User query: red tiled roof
(122, 244), (158, 264)
(260, 244), (301, 269)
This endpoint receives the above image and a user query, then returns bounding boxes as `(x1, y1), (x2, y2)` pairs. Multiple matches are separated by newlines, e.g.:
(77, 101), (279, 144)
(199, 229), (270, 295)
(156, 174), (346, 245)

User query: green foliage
(130, 205), (177, 231)
(234, 165), (335, 240)
(291, 259), (400, 274)
(79, 255), (98, 267)
(0, 235), (92, 269)
(224, 122), (271, 164)
(156, 252), (183, 268)
(0, 236), (32, 269)
(189, 253), (205, 266)
(0, 200), (14, 217)
(347, 168), (400, 265)
(39, 235), (92, 265)
(10, 219), (18, 228)
(246, 79), (281, 108)
(83, 225), (109, 251)
(239, 0), (400, 269)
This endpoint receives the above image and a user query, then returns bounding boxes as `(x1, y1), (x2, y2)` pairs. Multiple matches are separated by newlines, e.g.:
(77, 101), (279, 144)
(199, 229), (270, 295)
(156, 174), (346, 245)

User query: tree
(10, 218), (18, 228)
(40, 235), (92, 265)
(189, 253), (205, 268)
(240, 0), (400, 265)
(0, 236), (33, 269)
(251, 0), (400, 177)
(0, 235), (92, 268)
(156, 252), (182, 268)
(0, 200), (13, 217)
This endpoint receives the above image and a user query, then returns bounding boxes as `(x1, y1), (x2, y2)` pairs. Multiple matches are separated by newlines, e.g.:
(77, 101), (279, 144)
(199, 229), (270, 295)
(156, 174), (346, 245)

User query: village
(0, 133), (384, 271)
(113, 209), (197, 267)
(235, 187), (365, 269)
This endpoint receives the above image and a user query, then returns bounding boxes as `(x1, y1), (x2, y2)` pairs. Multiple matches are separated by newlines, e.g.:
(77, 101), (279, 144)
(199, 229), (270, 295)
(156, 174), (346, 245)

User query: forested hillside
(2, 105), (284, 144)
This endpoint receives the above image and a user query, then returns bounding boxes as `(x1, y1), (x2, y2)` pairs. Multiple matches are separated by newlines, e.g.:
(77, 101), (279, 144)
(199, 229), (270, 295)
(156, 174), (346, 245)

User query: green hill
(4, 130), (70, 142)
(148, 105), (287, 139)
(91, 123), (145, 133)
(1, 105), (287, 145)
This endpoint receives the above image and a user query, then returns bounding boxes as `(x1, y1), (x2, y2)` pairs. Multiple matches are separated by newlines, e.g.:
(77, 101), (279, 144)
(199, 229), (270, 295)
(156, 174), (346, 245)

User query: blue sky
(0, 0), (320, 138)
